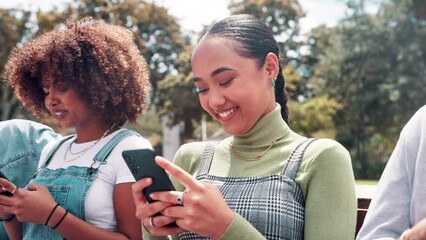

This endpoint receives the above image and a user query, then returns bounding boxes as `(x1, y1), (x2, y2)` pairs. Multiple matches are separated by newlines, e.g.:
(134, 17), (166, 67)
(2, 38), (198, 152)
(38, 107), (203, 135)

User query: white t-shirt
(38, 129), (152, 231)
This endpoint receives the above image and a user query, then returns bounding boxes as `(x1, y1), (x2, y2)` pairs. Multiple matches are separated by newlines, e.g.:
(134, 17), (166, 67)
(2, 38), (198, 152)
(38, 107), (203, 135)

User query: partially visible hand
(132, 177), (183, 236)
(0, 177), (17, 217)
(399, 218), (426, 240)
(150, 156), (234, 239)
(0, 180), (57, 224)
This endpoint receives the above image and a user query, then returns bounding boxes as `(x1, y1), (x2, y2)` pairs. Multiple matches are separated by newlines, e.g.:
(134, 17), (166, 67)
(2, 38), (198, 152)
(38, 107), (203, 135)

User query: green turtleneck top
(144, 105), (356, 240)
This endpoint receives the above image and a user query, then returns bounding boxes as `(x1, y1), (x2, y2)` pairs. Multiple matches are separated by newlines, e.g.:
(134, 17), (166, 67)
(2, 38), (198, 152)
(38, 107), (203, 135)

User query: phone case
(0, 171), (13, 197)
(122, 149), (175, 203)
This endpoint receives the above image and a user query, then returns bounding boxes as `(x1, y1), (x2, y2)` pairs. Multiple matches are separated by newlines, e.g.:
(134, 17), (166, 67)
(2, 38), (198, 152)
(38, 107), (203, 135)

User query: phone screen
(0, 171), (13, 197)
(122, 149), (175, 203)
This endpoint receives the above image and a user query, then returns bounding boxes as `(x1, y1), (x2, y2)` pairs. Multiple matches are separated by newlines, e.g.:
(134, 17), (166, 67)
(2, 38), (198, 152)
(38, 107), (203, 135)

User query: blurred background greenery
(1, 0), (425, 180)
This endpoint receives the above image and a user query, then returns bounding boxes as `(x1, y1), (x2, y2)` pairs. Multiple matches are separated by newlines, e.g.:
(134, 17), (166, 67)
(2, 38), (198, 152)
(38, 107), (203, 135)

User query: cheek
(198, 95), (209, 111)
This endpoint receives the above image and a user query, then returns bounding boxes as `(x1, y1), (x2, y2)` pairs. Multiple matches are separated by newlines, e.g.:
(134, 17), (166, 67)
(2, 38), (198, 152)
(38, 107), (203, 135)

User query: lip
(216, 106), (238, 122)
(50, 109), (67, 120)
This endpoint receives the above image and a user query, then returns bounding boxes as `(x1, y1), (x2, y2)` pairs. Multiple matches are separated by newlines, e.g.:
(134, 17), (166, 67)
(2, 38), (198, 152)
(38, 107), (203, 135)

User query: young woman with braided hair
(132, 14), (357, 240)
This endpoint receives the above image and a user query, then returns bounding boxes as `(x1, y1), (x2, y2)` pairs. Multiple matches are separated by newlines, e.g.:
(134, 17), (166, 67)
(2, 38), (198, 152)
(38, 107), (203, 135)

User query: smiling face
(42, 74), (107, 137)
(191, 37), (278, 135)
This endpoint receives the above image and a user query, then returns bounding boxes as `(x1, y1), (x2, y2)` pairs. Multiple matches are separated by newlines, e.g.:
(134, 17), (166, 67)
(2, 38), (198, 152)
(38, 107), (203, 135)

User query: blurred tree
(229, 0), (307, 97)
(71, 0), (189, 104)
(305, 0), (426, 178)
(0, 8), (32, 121)
(157, 45), (203, 139)
(289, 96), (343, 137)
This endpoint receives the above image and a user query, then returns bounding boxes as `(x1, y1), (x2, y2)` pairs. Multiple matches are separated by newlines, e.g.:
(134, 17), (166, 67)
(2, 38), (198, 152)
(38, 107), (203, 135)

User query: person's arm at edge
(356, 127), (413, 239)
(302, 140), (357, 240)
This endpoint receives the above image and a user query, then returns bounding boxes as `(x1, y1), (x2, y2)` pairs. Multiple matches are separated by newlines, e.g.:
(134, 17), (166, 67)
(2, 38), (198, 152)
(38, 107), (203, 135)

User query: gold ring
(149, 216), (156, 228)
(142, 202), (149, 209)
(10, 187), (17, 195)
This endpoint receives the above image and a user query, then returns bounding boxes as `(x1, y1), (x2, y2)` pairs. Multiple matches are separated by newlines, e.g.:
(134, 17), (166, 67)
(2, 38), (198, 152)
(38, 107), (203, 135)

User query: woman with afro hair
(0, 17), (152, 240)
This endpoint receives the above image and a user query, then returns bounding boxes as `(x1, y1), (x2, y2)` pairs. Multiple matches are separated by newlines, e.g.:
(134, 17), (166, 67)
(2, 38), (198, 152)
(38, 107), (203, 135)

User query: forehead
(41, 72), (55, 87)
(191, 37), (249, 75)
(192, 37), (236, 62)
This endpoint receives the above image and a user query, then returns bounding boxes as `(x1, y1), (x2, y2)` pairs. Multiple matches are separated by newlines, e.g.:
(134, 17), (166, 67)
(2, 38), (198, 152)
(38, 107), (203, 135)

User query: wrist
(47, 206), (68, 229)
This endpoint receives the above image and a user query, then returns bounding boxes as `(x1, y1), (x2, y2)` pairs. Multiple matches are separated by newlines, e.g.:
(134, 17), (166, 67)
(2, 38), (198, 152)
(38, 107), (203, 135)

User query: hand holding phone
(0, 172), (13, 197)
(122, 149), (175, 203)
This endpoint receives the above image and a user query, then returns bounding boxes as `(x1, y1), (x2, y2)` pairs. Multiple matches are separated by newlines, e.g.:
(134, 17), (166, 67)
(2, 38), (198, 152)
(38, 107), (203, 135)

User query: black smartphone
(122, 149), (176, 203)
(0, 171), (13, 197)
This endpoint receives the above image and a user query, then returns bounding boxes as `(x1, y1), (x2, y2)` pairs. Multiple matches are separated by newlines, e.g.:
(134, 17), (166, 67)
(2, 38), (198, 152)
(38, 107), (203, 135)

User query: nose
(208, 88), (226, 110)
(44, 87), (59, 108)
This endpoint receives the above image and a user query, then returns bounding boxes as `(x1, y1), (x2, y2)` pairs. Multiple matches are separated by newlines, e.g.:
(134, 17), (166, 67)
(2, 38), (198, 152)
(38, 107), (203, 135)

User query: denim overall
(22, 129), (137, 240)
(0, 120), (61, 239)
(179, 138), (316, 240)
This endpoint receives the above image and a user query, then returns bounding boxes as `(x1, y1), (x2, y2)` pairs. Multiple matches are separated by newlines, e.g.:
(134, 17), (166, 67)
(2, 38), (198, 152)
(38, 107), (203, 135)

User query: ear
(264, 52), (279, 79)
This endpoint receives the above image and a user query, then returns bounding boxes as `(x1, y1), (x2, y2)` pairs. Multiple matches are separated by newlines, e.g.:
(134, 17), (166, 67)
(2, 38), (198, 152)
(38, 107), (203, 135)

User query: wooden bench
(356, 197), (372, 236)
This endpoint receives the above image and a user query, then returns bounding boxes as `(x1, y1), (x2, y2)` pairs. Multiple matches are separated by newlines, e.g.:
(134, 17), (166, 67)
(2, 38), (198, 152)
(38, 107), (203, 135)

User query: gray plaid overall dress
(178, 138), (316, 240)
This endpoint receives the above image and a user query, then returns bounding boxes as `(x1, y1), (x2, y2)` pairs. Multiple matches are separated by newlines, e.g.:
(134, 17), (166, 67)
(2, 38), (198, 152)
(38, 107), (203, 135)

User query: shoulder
(175, 141), (213, 157)
(300, 138), (352, 172)
(400, 105), (426, 139)
(306, 138), (350, 158)
(113, 130), (153, 150)
(173, 141), (215, 175)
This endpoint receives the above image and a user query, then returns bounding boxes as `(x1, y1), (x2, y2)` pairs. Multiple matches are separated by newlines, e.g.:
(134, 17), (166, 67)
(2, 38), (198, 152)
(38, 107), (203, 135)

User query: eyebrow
(193, 67), (235, 83)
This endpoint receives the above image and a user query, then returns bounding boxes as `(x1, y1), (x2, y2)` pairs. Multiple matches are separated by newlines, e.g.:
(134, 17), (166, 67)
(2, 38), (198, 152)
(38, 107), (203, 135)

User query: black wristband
(0, 214), (15, 223)
(52, 210), (68, 229)
(45, 203), (60, 226)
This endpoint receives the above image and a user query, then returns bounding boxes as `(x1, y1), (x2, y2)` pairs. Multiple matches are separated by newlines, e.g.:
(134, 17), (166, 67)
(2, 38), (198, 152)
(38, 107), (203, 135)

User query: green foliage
(305, 0), (426, 178)
(70, 0), (189, 102)
(289, 96), (342, 138)
(229, 0), (305, 68)
(0, 8), (33, 120)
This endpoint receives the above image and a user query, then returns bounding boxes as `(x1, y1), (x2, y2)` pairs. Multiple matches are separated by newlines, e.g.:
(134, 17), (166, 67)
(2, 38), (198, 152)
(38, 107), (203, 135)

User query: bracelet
(52, 210), (68, 229)
(45, 203), (60, 226)
(0, 214), (15, 223)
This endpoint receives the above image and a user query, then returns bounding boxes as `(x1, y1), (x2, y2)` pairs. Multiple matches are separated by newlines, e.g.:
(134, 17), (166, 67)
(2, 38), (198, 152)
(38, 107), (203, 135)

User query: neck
(75, 122), (118, 143)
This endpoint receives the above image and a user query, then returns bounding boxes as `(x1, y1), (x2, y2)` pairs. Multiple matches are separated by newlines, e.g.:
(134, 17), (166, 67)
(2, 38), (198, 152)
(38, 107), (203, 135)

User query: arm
(2, 214), (22, 240)
(356, 129), (413, 239)
(51, 182), (141, 240)
(0, 179), (141, 240)
(302, 140), (357, 240)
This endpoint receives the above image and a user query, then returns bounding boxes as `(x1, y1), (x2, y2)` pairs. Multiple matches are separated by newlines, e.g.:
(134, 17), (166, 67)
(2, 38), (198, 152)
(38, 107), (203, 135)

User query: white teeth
(218, 108), (236, 118)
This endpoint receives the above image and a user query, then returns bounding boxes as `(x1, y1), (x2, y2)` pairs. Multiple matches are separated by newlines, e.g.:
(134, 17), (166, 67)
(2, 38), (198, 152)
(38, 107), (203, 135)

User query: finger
(155, 156), (203, 190)
(0, 178), (15, 192)
(161, 204), (187, 219)
(144, 216), (184, 236)
(131, 178), (152, 205)
(147, 214), (178, 228)
(0, 195), (14, 207)
(150, 191), (184, 205)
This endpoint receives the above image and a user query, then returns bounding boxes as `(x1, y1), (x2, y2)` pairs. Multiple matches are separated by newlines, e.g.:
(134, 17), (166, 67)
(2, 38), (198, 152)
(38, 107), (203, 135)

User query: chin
(223, 126), (248, 136)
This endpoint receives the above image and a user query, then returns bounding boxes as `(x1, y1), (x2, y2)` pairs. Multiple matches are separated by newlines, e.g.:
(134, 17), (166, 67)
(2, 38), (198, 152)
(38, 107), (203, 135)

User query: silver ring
(10, 187), (17, 195)
(177, 192), (185, 206)
(149, 216), (156, 228)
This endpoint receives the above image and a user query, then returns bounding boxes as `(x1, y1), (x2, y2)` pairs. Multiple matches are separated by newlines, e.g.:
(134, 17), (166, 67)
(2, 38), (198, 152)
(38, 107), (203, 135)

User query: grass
(355, 179), (379, 185)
